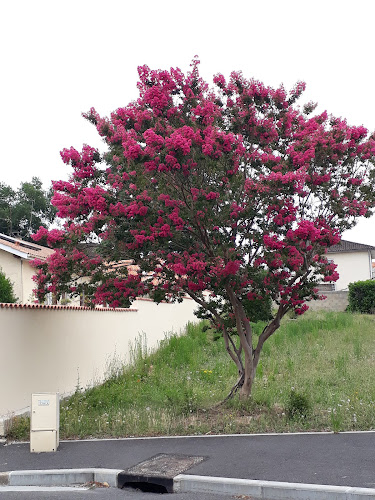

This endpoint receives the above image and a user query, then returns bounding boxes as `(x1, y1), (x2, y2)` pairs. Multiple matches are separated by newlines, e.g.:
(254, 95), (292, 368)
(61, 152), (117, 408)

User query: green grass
(7, 311), (375, 440)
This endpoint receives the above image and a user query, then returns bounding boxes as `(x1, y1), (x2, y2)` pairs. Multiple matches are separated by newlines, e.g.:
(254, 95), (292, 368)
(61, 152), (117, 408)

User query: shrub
(0, 268), (17, 303)
(286, 389), (311, 419)
(5, 415), (30, 441)
(347, 280), (375, 314)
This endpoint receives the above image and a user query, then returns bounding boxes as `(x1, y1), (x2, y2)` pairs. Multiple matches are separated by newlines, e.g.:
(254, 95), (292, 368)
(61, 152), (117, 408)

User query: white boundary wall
(0, 298), (197, 417)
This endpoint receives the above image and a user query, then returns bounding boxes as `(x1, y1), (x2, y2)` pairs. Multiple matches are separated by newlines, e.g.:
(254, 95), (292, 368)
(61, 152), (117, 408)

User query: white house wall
(21, 259), (37, 303)
(0, 250), (45, 304)
(329, 251), (372, 290)
(0, 250), (33, 303)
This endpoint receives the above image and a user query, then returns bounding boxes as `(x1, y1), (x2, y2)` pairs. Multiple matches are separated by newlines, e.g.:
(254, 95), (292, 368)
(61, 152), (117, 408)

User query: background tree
(0, 268), (17, 303)
(0, 183), (15, 235)
(0, 177), (56, 241)
(32, 59), (375, 398)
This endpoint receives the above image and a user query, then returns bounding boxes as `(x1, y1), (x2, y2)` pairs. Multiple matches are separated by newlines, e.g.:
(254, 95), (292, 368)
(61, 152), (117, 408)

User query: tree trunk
(187, 287), (287, 401)
(225, 285), (255, 399)
(225, 288), (288, 400)
(239, 365), (254, 398)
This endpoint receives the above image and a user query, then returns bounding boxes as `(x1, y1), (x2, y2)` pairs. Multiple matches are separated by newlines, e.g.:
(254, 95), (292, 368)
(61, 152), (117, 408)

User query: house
(323, 239), (375, 291)
(0, 233), (54, 303)
(0, 233), (156, 306)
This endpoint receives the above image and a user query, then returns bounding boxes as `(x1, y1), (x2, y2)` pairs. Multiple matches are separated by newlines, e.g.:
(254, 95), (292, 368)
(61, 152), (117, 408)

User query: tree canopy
(0, 177), (56, 241)
(32, 59), (375, 397)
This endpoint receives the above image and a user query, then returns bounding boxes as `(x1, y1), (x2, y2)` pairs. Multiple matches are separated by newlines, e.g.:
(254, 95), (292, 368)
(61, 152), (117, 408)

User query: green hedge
(347, 280), (375, 314)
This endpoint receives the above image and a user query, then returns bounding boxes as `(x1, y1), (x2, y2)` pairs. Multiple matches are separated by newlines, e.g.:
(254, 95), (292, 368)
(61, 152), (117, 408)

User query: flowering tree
(33, 59), (375, 398)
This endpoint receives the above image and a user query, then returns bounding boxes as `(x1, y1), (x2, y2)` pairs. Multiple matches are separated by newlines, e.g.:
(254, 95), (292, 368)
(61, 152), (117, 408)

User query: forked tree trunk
(226, 286), (286, 399)
(186, 286), (286, 400)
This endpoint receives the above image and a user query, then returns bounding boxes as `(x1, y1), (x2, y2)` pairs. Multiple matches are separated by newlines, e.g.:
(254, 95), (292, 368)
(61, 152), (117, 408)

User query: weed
(330, 408), (343, 433)
(6, 415), (30, 441)
(352, 337), (362, 360)
(286, 390), (311, 420)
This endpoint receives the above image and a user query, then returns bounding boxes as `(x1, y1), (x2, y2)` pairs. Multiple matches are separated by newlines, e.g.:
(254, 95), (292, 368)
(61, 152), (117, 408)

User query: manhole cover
(118, 453), (206, 492)
(126, 453), (205, 477)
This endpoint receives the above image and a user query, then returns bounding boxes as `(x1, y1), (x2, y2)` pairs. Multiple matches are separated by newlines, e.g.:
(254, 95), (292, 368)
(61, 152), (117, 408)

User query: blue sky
(1, 0), (374, 244)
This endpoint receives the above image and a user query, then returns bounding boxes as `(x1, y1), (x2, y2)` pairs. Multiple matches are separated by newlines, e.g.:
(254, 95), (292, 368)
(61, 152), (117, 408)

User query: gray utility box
(30, 393), (59, 453)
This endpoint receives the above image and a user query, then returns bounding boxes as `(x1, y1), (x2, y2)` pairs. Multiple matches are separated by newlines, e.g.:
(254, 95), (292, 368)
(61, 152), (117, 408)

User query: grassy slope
(8, 311), (375, 440)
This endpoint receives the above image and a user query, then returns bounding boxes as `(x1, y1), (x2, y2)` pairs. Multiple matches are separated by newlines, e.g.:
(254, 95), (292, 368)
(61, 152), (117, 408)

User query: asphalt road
(1, 430), (375, 500)
(1, 432), (374, 489)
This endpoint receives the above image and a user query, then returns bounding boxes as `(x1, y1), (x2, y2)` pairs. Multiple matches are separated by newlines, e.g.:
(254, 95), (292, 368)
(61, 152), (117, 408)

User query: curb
(4, 430), (375, 445)
(0, 468), (123, 488)
(174, 475), (375, 499)
(1, 470), (375, 498)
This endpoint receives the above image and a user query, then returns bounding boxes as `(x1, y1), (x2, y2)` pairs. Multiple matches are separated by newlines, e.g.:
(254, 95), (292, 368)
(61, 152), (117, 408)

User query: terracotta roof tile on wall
(0, 303), (137, 312)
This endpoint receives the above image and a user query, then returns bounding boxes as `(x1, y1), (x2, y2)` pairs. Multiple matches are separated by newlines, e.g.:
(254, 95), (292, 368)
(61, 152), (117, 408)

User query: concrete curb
(174, 475), (375, 499)
(0, 486), (92, 493)
(0, 468), (123, 488)
(1, 469), (375, 498)
(5, 430), (375, 445)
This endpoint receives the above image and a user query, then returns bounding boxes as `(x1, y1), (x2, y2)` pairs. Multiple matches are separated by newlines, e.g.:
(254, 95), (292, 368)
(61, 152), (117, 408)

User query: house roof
(0, 233), (54, 261)
(108, 259), (139, 275)
(328, 239), (375, 258)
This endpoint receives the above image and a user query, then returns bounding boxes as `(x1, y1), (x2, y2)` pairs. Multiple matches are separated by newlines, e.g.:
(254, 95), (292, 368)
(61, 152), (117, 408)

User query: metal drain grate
(118, 453), (206, 493)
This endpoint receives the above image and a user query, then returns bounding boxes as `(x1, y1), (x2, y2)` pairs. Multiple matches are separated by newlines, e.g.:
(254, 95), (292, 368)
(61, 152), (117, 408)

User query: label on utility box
(38, 400), (50, 406)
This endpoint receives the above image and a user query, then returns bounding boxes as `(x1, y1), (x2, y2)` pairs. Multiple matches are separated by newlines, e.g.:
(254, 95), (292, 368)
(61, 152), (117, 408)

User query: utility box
(30, 393), (59, 453)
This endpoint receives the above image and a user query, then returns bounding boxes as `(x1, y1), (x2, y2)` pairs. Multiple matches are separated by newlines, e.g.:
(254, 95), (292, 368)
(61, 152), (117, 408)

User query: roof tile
(328, 239), (375, 253)
(0, 233), (54, 260)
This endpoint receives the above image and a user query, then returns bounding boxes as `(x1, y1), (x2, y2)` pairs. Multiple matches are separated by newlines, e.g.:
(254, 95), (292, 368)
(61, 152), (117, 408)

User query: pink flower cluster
(60, 145), (99, 179)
